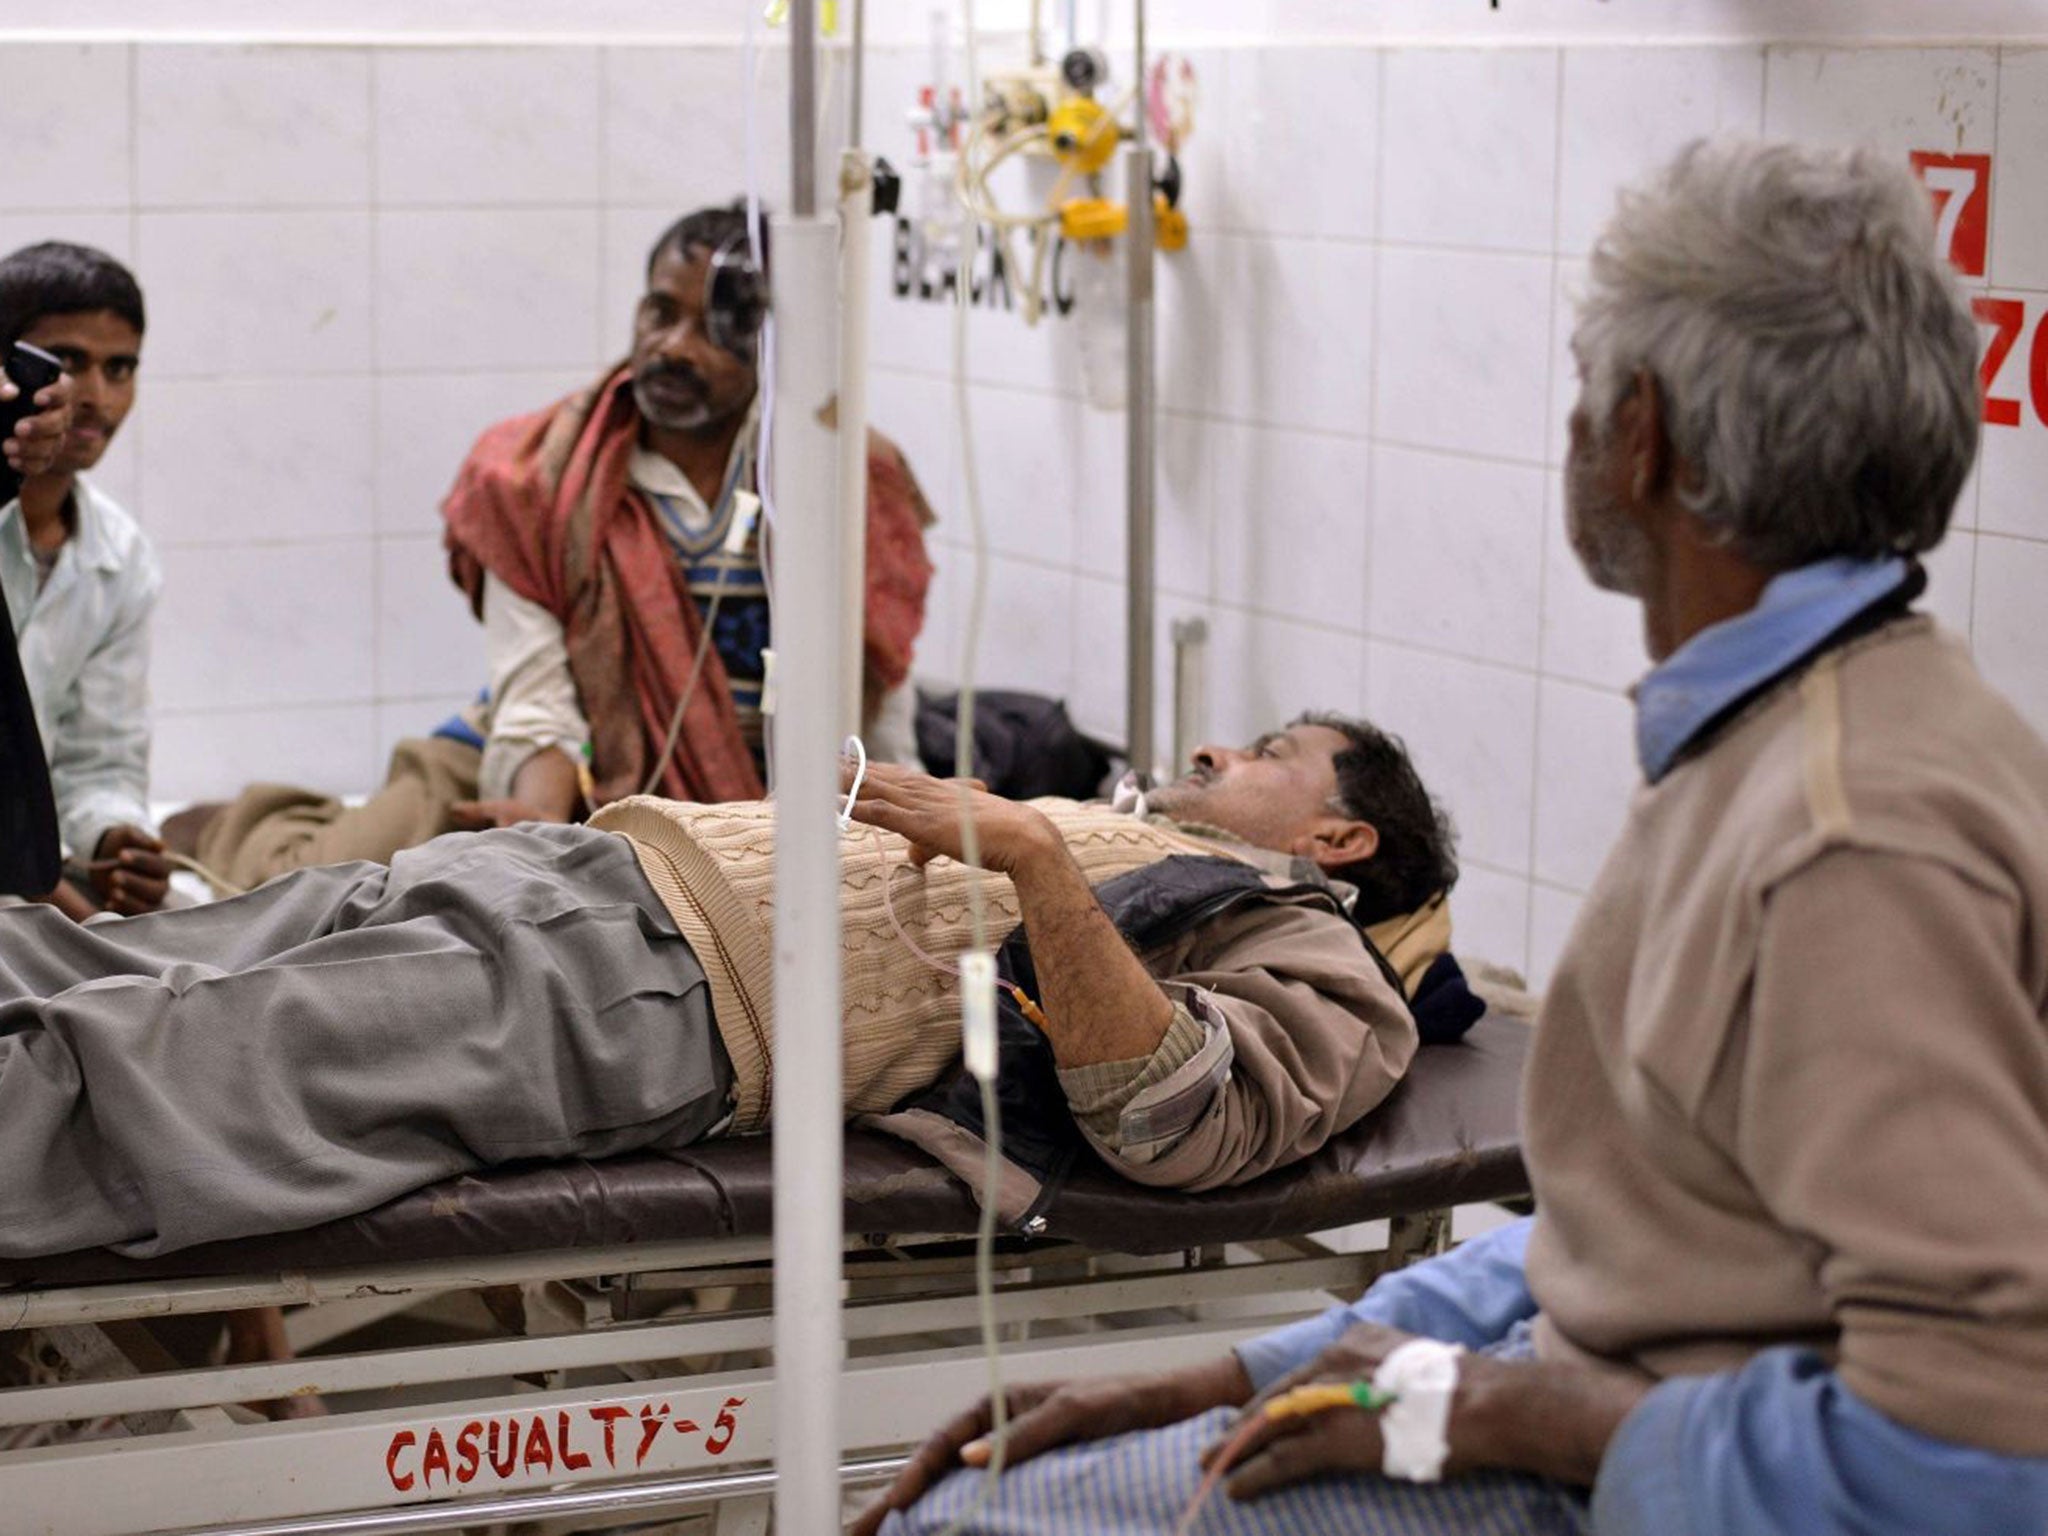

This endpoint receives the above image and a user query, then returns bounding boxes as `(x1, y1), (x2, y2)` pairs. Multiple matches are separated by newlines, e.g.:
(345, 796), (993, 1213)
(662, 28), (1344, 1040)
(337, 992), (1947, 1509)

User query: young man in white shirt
(0, 242), (166, 918)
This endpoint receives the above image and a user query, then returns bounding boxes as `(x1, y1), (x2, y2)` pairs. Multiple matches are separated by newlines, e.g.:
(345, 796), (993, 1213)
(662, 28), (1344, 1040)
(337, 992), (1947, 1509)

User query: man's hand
(36, 877), (102, 923)
(89, 824), (172, 915)
(845, 760), (1055, 877)
(1207, 1321), (1647, 1501)
(851, 1357), (1252, 1536)
(448, 798), (544, 831)
(848, 760), (1176, 1066)
(1205, 1323), (1416, 1500)
(3, 370), (74, 479)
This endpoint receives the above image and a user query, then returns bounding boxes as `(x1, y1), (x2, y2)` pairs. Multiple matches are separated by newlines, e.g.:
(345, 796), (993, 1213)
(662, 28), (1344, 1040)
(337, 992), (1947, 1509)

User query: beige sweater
(1525, 620), (2048, 1456)
(588, 796), (1226, 1133)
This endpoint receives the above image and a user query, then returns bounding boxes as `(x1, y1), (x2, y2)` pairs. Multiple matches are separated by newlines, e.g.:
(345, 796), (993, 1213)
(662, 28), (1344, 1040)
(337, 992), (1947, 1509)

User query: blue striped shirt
(632, 433), (768, 763)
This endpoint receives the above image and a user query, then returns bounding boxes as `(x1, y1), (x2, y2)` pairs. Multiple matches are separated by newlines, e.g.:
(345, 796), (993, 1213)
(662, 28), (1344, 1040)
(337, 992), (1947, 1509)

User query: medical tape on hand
(958, 949), (999, 1082)
(1370, 1339), (1464, 1483)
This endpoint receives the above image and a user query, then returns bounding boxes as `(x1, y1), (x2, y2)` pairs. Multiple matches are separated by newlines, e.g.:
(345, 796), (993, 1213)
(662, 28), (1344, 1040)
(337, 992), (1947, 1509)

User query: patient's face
(18, 309), (140, 476)
(1146, 723), (1352, 855)
(630, 244), (758, 435)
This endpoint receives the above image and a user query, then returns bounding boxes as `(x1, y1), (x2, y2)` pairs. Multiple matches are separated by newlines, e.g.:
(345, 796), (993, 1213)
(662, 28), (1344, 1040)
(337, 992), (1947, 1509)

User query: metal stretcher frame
(0, 1019), (1528, 1536)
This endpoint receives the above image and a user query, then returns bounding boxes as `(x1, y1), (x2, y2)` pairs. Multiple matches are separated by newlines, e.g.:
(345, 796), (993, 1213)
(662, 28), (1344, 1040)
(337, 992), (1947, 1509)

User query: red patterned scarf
(442, 365), (933, 806)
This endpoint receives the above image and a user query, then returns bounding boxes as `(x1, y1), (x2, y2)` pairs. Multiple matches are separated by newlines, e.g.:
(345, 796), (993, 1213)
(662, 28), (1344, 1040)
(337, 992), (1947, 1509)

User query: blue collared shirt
(1634, 555), (1914, 782)
(1234, 1217), (2048, 1536)
(0, 479), (161, 858)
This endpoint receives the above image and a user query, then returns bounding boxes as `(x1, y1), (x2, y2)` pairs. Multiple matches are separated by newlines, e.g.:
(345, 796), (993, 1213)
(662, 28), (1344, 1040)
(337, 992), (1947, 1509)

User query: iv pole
(1124, 0), (1157, 780)
(838, 8), (875, 738)
(770, 0), (848, 1528)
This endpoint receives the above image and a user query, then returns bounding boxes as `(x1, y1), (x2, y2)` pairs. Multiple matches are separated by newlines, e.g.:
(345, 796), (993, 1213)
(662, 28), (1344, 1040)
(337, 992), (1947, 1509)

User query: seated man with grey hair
(858, 139), (2048, 1536)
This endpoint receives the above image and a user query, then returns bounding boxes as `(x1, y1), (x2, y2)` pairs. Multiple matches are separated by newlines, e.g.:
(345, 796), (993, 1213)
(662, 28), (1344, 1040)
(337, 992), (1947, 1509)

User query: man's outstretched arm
(852, 1215), (1538, 1534)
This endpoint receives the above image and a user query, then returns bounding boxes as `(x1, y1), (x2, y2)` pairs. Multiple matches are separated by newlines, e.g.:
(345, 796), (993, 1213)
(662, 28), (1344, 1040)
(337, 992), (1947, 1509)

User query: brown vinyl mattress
(0, 1016), (1528, 1292)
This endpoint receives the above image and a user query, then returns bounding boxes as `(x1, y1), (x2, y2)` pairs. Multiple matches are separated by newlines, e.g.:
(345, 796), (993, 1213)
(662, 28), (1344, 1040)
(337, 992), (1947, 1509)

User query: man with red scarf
(442, 202), (934, 817)
(182, 204), (935, 887)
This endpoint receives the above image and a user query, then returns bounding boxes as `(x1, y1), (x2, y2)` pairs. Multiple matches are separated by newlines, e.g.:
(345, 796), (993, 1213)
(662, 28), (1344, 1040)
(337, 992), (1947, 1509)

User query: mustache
(635, 362), (708, 394)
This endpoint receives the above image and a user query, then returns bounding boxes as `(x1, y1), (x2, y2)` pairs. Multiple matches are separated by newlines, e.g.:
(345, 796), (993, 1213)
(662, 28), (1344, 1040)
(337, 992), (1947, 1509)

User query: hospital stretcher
(0, 1014), (1529, 1536)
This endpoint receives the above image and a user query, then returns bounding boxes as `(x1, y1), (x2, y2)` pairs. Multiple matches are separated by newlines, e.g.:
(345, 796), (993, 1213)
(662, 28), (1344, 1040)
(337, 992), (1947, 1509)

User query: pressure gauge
(1060, 46), (1109, 97)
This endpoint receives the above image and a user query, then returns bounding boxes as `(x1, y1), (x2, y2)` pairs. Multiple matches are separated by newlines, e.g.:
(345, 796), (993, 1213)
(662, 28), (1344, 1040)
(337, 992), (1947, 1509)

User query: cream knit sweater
(588, 796), (1224, 1133)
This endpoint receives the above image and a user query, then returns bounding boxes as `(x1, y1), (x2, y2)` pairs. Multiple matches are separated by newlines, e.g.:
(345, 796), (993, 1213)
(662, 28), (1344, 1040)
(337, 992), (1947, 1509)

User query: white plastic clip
(839, 734), (868, 831)
(959, 949), (999, 1083)
(760, 648), (778, 716)
(724, 489), (762, 555)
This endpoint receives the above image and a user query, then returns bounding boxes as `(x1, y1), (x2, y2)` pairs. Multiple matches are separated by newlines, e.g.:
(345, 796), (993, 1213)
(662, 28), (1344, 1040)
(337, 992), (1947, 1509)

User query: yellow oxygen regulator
(1044, 50), (1190, 252)
(920, 39), (1195, 325)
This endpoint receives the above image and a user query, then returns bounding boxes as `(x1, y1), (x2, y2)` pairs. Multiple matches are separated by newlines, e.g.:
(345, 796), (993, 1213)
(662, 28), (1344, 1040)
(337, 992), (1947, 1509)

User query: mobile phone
(0, 575), (61, 895)
(0, 340), (67, 503)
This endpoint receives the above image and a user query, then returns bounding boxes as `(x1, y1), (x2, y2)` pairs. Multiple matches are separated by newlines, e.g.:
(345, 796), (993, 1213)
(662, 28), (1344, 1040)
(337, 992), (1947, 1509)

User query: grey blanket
(0, 824), (728, 1258)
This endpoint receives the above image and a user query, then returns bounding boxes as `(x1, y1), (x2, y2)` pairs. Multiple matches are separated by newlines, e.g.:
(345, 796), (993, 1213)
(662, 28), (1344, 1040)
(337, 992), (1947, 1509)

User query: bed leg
(714, 1489), (773, 1536)
(1386, 1209), (1452, 1269)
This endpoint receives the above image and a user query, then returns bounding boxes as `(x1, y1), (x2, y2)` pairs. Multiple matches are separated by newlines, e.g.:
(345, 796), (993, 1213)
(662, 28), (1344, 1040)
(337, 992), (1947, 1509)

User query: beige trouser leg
(195, 735), (483, 891)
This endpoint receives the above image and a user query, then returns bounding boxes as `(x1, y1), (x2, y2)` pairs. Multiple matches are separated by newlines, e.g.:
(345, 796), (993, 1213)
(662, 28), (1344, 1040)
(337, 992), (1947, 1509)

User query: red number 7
(1910, 151), (1991, 278)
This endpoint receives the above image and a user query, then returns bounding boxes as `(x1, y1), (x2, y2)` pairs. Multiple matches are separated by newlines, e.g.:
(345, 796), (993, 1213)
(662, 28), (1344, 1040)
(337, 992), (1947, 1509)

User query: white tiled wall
(3, 35), (2044, 992)
(0, 41), (746, 802)
(867, 40), (2048, 985)
(18, 0), (2048, 46)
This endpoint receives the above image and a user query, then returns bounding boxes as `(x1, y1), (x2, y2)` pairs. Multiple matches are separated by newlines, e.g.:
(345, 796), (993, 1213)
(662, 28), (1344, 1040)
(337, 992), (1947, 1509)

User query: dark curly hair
(1294, 712), (1458, 924)
(647, 200), (764, 279)
(0, 241), (145, 349)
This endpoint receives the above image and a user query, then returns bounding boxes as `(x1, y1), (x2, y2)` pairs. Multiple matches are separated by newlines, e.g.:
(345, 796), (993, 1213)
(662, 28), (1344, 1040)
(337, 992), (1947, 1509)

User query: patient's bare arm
(846, 763), (1176, 1067)
(508, 745), (582, 821)
(448, 744), (581, 830)
(1006, 820), (1178, 1065)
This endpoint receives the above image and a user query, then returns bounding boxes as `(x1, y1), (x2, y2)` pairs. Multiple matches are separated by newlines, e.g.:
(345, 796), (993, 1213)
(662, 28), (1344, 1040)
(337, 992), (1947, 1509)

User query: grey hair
(1573, 137), (1981, 569)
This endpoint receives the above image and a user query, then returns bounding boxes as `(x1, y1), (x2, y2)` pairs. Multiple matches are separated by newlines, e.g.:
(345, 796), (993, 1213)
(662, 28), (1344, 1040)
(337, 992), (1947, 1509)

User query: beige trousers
(195, 735), (483, 892)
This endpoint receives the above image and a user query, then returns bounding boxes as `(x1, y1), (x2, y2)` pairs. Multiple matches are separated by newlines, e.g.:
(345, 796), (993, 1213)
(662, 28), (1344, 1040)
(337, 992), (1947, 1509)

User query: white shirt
(476, 440), (750, 800)
(478, 571), (591, 801)
(0, 478), (161, 858)
(478, 425), (924, 796)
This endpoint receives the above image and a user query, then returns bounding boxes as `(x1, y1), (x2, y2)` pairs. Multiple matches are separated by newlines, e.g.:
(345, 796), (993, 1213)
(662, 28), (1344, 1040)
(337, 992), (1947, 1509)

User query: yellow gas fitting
(1048, 96), (1120, 175)
(1059, 197), (1128, 242)
(1155, 195), (1190, 251)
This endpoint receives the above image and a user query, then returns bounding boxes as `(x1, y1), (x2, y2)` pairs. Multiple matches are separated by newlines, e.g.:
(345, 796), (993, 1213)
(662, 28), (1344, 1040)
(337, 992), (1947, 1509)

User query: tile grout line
(1524, 43), (1570, 962)
(595, 42), (614, 367)
(126, 39), (145, 518)
(1359, 44), (1390, 679)
(1984, 42), (2003, 329)
(1971, 509), (1987, 654)
(366, 41), (388, 729)
(867, 361), (1568, 468)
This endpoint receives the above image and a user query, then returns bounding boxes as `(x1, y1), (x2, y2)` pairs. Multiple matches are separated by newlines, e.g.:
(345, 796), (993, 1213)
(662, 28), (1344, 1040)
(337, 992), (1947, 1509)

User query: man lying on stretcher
(0, 715), (1478, 1258)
